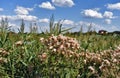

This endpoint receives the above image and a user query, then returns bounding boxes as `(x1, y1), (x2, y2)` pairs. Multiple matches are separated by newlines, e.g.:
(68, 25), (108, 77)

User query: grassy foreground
(0, 31), (120, 78)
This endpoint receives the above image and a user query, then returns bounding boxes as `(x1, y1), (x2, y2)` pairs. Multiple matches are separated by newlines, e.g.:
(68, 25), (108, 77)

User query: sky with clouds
(0, 0), (120, 32)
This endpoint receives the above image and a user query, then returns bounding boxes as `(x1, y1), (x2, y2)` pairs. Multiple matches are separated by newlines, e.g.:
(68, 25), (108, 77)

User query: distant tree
(98, 30), (108, 35)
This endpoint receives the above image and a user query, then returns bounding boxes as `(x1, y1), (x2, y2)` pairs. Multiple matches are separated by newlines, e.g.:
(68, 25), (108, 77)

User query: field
(0, 18), (120, 78)
(0, 31), (120, 78)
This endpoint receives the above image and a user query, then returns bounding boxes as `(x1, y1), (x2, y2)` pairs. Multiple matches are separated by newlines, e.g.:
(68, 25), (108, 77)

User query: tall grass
(48, 15), (75, 35)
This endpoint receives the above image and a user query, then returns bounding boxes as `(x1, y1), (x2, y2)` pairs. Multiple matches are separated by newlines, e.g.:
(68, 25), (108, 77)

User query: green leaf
(66, 72), (70, 78)
(61, 26), (76, 33)
(20, 60), (27, 66)
(28, 56), (33, 62)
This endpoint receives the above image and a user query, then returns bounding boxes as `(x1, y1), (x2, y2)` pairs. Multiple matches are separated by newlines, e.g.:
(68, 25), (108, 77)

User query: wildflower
(75, 44), (80, 49)
(41, 53), (47, 59)
(62, 51), (65, 55)
(77, 74), (81, 78)
(53, 48), (57, 52)
(15, 40), (23, 46)
(92, 56), (101, 64)
(49, 46), (53, 49)
(84, 59), (87, 64)
(74, 53), (80, 58)
(65, 43), (70, 48)
(51, 36), (57, 42)
(39, 53), (47, 61)
(57, 34), (65, 41)
(88, 66), (95, 74)
(56, 42), (60, 46)
(103, 59), (110, 66)
(113, 59), (117, 63)
(40, 37), (44, 42)
(59, 44), (64, 50)
(0, 57), (7, 63)
(0, 48), (9, 56)
(99, 64), (106, 71)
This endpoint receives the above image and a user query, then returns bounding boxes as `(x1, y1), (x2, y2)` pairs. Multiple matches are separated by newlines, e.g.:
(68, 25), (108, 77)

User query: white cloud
(52, 0), (74, 7)
(82, 9), (103, 18)
(8, 23), (18, 28)
(77, 21), (104, 29)
(0, 15), (17, 20)
(103, 11), (114, 19)
(104, 19), (111, 24)
(0, 8), (3, 11)
(13, 6), (38, 21)
(39, 1), (55, 10)
(104, 25), (120, 32)
(93, 8), (100, 11)
(16, 15), (38, 21)
(0, 15), (38, 22)
(78, 21), (96, 27)
(107, 3), (120, 10)
(39, 18), (49, 23)
(78, 21), (90, 26)
(62, 20), (74, 25)
(14, 6), (33, 15)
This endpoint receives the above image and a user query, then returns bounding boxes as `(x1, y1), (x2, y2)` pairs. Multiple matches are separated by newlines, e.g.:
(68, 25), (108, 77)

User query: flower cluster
(38, 53), (47, 62)
(40, 34), (120, 77)
(15, 40), (24, 46)
(40, 34), (80, 58)
(0, 48), (9, 64)
(78, 46), (120, 77)
(0, 48), (9, 57)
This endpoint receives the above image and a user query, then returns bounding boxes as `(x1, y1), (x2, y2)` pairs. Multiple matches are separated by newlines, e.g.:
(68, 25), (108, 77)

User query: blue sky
(0, 0), (120, 32)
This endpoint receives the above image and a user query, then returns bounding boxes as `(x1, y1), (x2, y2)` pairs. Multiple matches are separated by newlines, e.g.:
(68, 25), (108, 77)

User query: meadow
(0, 17), (120, 78)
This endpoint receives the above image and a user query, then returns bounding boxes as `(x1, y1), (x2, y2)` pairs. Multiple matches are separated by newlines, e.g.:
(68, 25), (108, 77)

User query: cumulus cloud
(78, 21), (91, 26)
(103, 11), (114, 19)
(0, 15), (38, 22)
(62, 20), (74, 25)
(93, 8), (100, 11)
(1, 5), (37, 22)
(104, 19), (111, 24)
(0, 15), (17, 20)
(16, 15), (38, 21)
(39, 1), (55, 10)
(14, 6), (33, 15)
(0, 8), (3, 11)
(82, 9), (103, 18)
(108, 26), (119, 31)
(73, 21), (105, 32)
(78, 21), (97, 27)
(77, 21), (104, 29)
(52, 0), (75, 7)
(8, 23), (19, 28)
(107, 3), (120, 10)
(39, 18), (49, 23)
